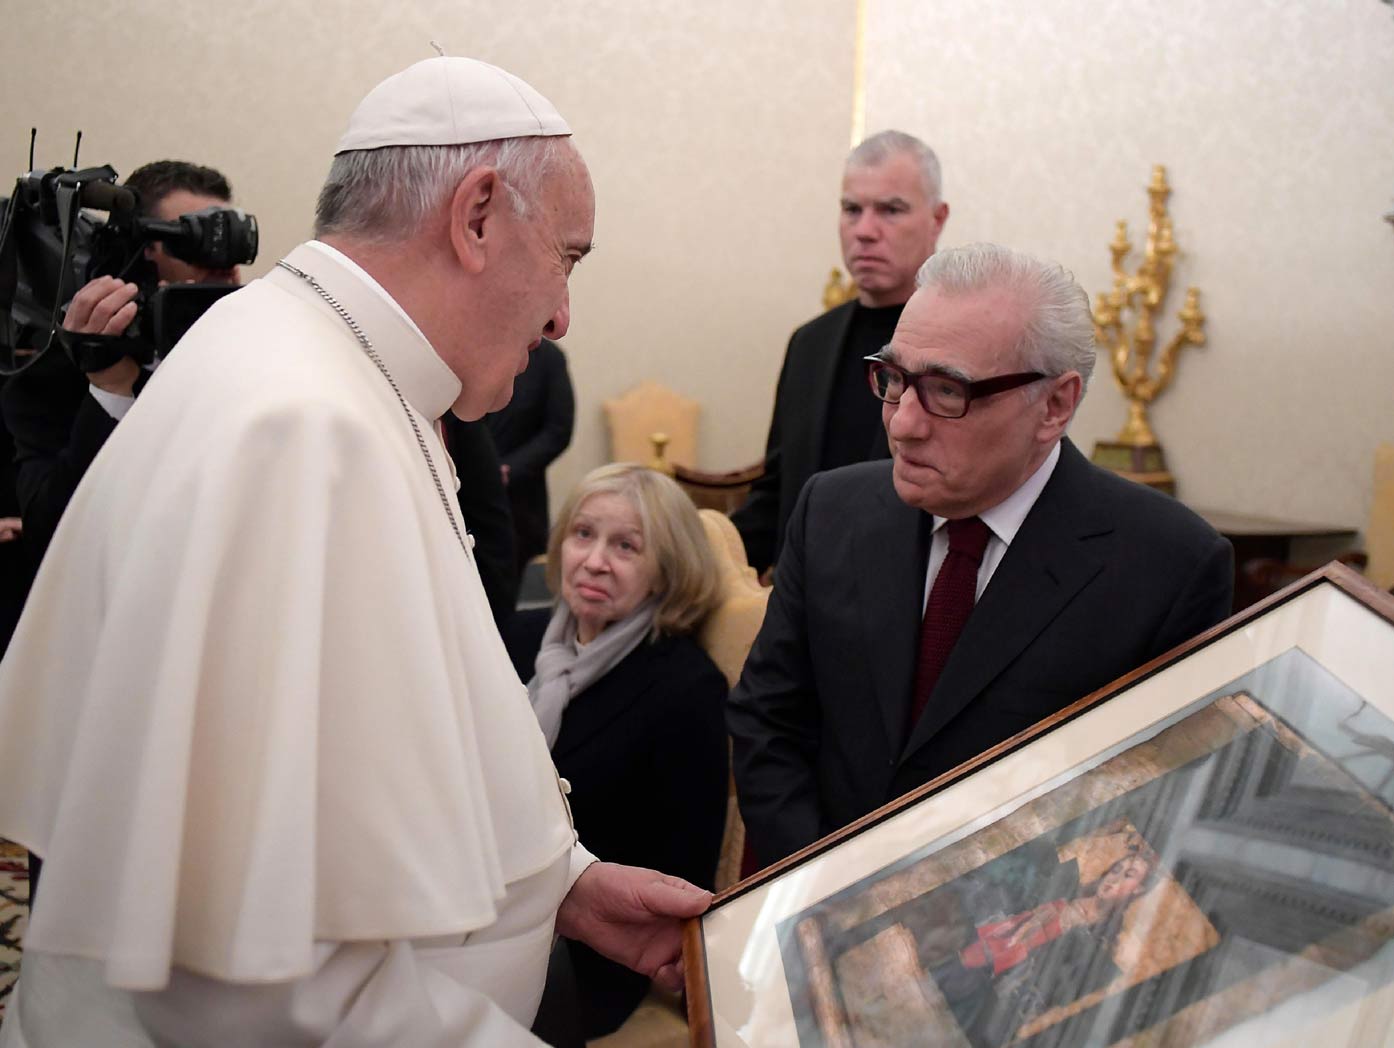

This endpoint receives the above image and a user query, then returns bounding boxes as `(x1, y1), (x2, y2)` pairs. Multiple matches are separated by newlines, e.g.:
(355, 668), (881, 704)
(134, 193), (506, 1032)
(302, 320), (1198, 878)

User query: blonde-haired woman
(505, 463), (728, 1038)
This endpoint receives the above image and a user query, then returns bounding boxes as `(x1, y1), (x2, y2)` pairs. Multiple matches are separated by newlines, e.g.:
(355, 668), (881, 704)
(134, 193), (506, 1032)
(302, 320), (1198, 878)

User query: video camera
(0, 156), (258, 376)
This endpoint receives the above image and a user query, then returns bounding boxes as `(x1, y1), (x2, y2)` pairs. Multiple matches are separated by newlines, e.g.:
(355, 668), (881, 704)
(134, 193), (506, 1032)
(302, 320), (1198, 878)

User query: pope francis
(0, 57), (710, 1046)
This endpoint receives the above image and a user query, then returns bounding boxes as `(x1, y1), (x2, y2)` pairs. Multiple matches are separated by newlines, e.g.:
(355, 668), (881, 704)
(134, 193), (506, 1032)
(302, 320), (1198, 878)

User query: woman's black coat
(506, 607), (730, 1036)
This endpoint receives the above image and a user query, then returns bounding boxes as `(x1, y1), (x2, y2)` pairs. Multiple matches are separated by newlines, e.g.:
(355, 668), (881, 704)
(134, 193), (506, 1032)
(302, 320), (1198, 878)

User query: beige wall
(3, 2), (1392, 536)
(867, 0), (1394, 532)
(0, 0), (852, 508)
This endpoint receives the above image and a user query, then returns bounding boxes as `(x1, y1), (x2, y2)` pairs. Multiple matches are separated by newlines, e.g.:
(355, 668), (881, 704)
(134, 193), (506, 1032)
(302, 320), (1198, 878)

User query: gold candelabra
(822, 268), (857, 311)
(1090, 165), (1206, 493)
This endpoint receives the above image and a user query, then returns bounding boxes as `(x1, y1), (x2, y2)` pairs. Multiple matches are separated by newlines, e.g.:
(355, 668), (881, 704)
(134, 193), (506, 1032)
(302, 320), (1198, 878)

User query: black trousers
(531, 938), (585, 1048)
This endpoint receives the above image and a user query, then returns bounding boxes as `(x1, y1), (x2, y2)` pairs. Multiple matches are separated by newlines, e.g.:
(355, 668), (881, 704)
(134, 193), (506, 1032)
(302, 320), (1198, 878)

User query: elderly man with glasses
(728, 243), (1233, 869)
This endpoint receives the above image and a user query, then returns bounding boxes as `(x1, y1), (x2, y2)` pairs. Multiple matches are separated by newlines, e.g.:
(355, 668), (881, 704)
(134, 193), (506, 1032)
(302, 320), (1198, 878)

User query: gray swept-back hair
(314, 135), (574, 242)
(916, 243), (1097, 391)
(847, 130), (943, 205)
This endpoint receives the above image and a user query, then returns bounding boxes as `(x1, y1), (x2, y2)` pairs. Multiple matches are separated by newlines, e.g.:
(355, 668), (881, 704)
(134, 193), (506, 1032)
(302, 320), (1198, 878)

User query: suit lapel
(805, 302), (857, 473)
(852, 475), (931, 756)
(899, 441), (1111, 762)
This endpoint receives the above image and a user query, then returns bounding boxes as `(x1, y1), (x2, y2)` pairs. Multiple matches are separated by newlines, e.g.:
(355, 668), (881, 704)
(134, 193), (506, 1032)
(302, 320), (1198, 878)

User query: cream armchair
(588, 511), (770, 1048)
(695, 510), (770, 892)
(602, 381), (700, 468)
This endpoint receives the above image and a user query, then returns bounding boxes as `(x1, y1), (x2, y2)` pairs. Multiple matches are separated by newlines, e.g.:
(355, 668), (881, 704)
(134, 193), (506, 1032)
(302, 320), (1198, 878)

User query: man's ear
(448, 166), (502, 275)
(1037, 371), (1083, 443)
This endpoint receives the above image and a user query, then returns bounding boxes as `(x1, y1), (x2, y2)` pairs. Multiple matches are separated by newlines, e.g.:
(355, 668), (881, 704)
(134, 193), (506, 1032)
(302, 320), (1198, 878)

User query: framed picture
(685, 563), (1394, 1047)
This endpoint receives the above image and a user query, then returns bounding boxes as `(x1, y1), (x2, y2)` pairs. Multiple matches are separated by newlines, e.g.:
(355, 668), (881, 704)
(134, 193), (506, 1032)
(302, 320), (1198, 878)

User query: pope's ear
(448, 166), (501, 275)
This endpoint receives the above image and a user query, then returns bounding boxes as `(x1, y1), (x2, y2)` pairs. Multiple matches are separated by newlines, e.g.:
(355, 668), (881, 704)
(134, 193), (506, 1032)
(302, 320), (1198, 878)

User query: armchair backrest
(694, 509), (771, 891)
(602, 380), (699, 468)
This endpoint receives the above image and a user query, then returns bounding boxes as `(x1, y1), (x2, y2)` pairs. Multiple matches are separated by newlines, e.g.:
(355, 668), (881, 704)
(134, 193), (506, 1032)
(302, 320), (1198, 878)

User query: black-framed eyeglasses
(864, 354), (1046, 419)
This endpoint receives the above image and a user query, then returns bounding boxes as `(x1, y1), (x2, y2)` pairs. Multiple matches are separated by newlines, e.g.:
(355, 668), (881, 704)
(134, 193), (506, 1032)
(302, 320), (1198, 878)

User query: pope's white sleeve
(567, 841), (600, 892)
(130, 940), (549, 1047)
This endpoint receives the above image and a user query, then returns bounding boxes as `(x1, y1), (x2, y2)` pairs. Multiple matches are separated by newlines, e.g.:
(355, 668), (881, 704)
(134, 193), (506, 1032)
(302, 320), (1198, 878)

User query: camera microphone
(78, 180), (137, 213)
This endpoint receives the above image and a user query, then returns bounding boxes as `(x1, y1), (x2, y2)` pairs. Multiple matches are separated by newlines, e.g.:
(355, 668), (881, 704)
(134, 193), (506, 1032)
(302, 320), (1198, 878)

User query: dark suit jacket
(728, 439), (1233, 867)
(731, 301), (890, 573)
(506, 609), (729, 1036)
(0, 373), (29, 654)
(484, 339), (574, 564)
(1, 349), (119, 582)
(440, 415), (518, 626)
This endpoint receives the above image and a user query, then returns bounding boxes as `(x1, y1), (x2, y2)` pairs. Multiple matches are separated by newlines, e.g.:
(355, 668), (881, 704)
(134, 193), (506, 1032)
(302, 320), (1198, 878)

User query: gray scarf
(526, 597), (659, 749)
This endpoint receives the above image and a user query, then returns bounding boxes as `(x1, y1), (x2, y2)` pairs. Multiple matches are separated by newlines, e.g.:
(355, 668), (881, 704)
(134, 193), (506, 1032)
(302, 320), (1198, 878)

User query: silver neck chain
(276, 260), (470, 559)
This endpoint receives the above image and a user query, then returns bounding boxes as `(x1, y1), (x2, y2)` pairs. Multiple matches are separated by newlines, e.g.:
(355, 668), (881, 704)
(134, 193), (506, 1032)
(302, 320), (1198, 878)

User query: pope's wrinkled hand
(556, 862), (713, 992)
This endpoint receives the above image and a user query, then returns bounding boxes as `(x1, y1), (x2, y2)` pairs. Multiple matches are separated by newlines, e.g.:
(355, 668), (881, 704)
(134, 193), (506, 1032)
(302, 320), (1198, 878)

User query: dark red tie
(908, 516), (991, 732)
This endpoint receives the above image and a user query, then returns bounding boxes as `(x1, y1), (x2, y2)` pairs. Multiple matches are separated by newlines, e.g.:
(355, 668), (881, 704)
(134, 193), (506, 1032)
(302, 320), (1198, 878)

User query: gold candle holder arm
(1137, 287), (1206, 403)
(1109, 221), (1132, 281)
(1092, 286), (1134, 394)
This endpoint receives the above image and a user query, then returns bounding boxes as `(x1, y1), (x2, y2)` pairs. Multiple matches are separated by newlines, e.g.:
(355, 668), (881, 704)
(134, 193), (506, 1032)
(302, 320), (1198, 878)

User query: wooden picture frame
(685, 562), (1394, 1047)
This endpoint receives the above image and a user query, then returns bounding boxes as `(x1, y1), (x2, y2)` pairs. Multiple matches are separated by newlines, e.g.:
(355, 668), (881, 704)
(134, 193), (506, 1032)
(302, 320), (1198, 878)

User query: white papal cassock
(0, 241), (593, 1046)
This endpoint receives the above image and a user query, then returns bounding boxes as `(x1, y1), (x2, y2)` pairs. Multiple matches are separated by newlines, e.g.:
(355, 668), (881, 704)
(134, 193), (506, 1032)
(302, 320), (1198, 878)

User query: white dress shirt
(922, 441), (1062, 610)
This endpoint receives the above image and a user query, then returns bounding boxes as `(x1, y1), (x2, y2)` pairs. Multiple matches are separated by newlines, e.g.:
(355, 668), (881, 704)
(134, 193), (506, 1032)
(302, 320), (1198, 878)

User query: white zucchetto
(336, 56), (571, 153)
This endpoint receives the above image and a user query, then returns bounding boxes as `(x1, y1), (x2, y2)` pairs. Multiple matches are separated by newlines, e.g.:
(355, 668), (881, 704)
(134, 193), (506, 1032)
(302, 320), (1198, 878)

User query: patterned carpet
(0, 838), (29, 1022)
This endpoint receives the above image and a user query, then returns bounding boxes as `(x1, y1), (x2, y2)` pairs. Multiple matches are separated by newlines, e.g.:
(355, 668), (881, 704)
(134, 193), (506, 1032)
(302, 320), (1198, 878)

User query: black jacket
(728, 440), (1233, 867)
(484, 340), (573, 564)
(440, 415), (518, 626)
(731, 301), (889, 573)
(0, 373), (30, 653)
(506, 608), (729, 1036)
(1, 349), (119, 580)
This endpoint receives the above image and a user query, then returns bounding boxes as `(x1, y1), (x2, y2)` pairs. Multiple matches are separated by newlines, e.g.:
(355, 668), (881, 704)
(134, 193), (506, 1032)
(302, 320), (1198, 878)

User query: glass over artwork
(779, 652), (1394, 1047)
(688, 569), (1394, 1047)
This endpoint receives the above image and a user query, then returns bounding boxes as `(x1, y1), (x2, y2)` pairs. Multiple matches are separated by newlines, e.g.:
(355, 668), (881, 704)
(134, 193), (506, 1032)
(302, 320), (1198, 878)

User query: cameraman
(0, 160), (240, 898)
(1, 160), (240, 577)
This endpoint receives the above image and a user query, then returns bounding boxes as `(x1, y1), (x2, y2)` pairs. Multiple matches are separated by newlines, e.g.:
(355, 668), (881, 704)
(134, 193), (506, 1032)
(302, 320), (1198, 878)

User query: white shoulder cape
(0, 248), (575, 990)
